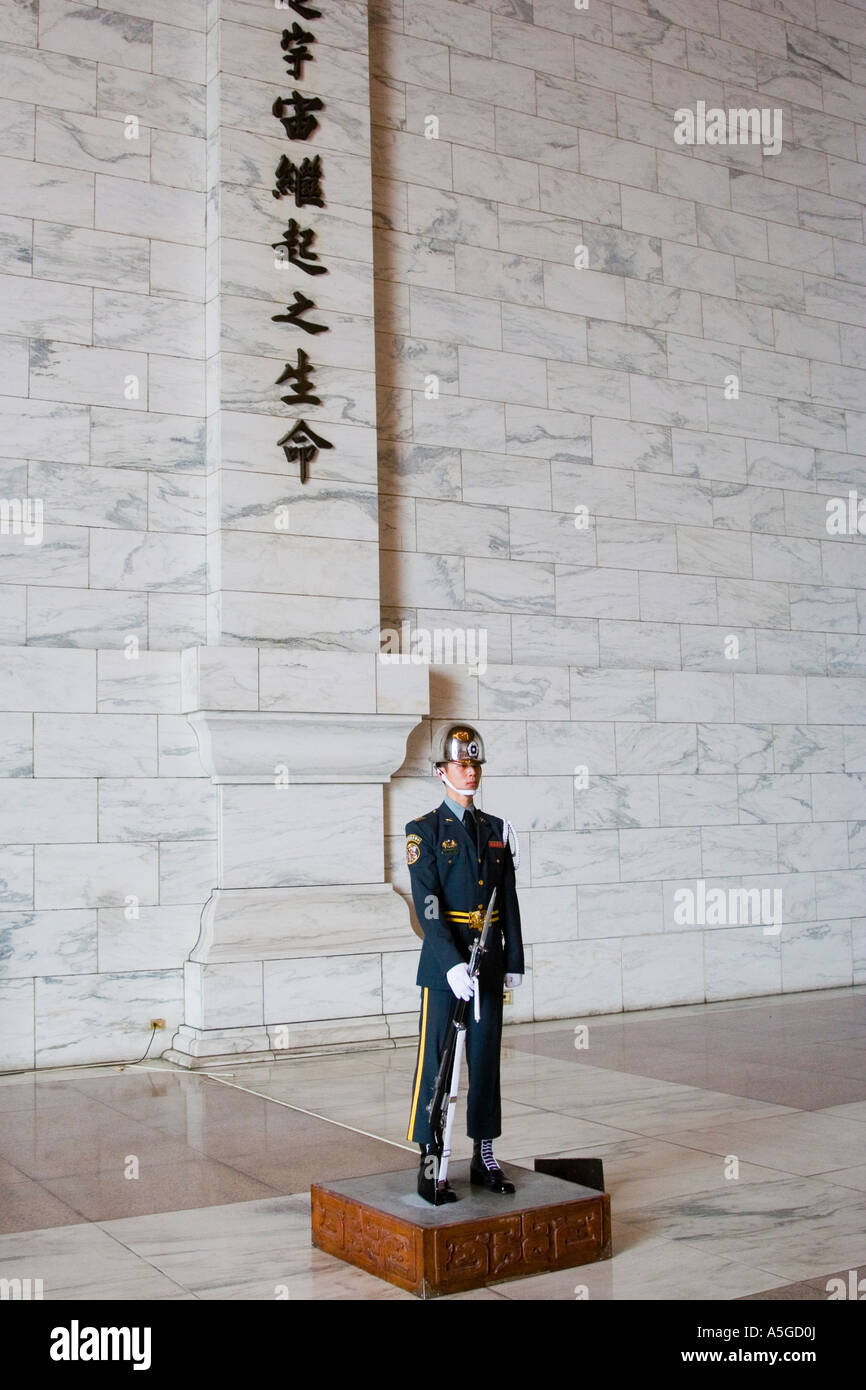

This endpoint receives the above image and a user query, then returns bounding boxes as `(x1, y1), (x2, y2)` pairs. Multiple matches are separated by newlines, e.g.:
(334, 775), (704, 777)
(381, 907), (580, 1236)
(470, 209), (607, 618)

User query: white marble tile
(90, 530), (206, 593)
(0, 780), (96, 844)
(98, 778), (214, 841)
(35, 969), (184, 1066)
(734, 674), (807, 723)
(33, 222), (149, 292)
(35, 843), (157, 911)
(96, 175), (204, 246)
(579, 880), (664, 939)
(516, 885), (577, 944)
(701, 825), (779, 876)
(0, 978), (33, 1067)
(259, 652), (377, 713)
(705, 926), (782, 1000)
(622, 931), (704, 1008)
(36, 109), (151, 180)
(526, 721), (616, 777)
(220, 784), (381, 888)
(91, 408), (204, 472)
(510, 616), (597, 667)
(778, 922), (856, 989)
(778, 821), (849, 874)
(0, 845), (33, 908)
(573, 774), (660, 830)
(148, 594), (205, 650)
(530, 830), (620, 888)
(570, 669), (654, 722)
(158, 839), (216, 905)
(0, 711), (31, 777)
(151, 130), (205, 191)
(556, 566), (639, 620)
(481, 775), (572, 832)
(34, 713), (156, 777)
(0, 907), (97, 978)
(153, 21), (205, 81)
(696, 723), (774, 774)
(533, 939), (622, 1016)
(264, 951), (382, 1024)
(180, 647), (258, 713)
(619, 828), (702, 882)
(98, 903), (201, 971)
(95, 652), (171, 715)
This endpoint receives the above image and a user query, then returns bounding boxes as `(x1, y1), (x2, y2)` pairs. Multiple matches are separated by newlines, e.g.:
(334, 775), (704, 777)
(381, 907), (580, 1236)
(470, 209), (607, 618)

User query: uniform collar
(443, 794), (469, 821)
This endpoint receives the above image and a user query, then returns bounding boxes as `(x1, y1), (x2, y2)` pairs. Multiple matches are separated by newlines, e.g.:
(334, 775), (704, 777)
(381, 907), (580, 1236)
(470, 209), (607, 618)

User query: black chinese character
(272, 154), (324, 205)
(281, 23), (315, 79)
(273, 219), (327, 275)
(272, 91), (324, 141)
(276, 349), (321, 406)
(285, 0), (321, 17)
(278, 419), (333, 483)
(272, 291), (328, 335)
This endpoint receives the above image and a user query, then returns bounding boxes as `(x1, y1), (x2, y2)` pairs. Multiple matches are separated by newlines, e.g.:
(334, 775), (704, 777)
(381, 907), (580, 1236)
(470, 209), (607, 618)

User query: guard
(405, 724), (524, 1203)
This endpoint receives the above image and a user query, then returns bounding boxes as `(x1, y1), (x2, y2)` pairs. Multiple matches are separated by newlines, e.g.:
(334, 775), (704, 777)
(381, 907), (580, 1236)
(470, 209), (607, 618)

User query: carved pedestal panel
(311, 1163), (611, 1298)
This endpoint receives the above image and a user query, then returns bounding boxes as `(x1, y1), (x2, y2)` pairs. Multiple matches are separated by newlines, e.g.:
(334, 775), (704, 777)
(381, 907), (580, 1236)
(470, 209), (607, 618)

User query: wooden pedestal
(311, 1161), (611, 1298)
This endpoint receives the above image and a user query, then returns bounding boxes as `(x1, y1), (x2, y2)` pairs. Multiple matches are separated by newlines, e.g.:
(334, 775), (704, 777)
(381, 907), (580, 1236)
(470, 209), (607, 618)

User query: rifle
(426, 887), (497, 1194)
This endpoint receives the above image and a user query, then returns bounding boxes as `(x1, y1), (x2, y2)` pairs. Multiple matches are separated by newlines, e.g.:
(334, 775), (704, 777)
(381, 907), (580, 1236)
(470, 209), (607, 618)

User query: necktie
(463, 807), (477, 850)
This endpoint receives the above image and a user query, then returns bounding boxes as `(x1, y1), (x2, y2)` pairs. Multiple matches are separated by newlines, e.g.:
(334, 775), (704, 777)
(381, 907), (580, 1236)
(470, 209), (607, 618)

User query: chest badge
(441, 838), (458, 853)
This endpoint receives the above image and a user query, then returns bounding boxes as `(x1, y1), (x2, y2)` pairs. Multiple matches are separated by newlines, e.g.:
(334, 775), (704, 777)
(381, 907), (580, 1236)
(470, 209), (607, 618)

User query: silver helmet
(435, 724), (485, 768)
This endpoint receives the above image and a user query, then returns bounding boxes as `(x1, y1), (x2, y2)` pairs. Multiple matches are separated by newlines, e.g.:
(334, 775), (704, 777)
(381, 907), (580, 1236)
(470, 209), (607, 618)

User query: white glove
(505, 973), (523, 988)
(446, 963), (476, 1001)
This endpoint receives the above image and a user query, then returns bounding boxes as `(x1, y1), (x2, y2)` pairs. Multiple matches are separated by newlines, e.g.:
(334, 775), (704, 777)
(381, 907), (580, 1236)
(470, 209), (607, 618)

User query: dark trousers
(407, 979), (503, 1144)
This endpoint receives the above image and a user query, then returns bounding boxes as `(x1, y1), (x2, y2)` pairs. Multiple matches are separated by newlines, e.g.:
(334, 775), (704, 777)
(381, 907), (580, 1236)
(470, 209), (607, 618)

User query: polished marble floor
(1, 986), (865, 1300)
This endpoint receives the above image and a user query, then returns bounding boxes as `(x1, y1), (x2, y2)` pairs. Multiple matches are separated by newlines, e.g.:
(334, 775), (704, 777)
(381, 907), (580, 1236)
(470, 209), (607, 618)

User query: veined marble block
(219, 783), (383, 887)
(264, 951), (382, 1024)
(189, 709), (418, 784)
(35, 969), (184, 1067)
(192, 884), (412, 963)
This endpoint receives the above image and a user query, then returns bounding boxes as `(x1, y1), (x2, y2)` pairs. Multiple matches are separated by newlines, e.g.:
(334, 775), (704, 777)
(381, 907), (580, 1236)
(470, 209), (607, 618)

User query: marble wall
(374, 0), (866, 1021)
(1, 0), (865, 1068)
(0, 0), (213, 1066)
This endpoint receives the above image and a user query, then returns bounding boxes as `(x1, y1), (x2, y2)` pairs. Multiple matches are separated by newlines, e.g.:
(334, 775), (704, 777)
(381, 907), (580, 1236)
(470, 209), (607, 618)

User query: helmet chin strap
(437, 769), (477, 800)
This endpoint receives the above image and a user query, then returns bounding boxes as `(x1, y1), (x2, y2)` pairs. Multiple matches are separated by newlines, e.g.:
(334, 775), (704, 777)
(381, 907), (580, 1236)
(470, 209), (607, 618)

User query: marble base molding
(163, 1012), (419, 1069)
(188, 710), (421, 784)
(190, 884), (415, 963)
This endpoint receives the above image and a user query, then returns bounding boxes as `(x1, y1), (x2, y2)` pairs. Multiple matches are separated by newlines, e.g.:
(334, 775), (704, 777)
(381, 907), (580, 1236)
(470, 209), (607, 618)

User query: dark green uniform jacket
(405, 801), (524, 987)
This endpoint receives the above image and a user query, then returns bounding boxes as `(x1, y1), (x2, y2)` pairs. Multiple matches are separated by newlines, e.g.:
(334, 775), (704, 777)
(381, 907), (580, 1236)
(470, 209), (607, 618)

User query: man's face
(443, 759), (481, 794)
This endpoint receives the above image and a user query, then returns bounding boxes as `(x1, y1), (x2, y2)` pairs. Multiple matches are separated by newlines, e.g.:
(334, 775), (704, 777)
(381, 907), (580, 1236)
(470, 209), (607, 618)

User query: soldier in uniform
(405, 724), (524, 1204)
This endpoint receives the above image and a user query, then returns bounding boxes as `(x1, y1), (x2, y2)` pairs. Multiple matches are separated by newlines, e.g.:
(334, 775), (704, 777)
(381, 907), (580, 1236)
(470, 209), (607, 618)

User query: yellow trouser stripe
(406, 987), (429, 1141)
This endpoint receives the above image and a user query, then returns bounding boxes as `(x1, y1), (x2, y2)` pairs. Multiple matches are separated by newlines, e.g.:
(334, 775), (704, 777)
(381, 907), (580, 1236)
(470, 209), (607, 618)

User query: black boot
(417, 1143), (458, 1205)
(470, 1139), (515, 1194)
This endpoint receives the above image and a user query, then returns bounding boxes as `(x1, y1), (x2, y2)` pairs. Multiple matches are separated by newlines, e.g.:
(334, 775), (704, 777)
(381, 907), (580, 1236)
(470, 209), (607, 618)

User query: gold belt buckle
(469, 908), (484, 931)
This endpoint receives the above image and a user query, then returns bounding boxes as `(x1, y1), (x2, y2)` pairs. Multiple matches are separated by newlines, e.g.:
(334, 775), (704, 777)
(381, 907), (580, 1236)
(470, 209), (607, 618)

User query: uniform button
(478, 879), (484, 885)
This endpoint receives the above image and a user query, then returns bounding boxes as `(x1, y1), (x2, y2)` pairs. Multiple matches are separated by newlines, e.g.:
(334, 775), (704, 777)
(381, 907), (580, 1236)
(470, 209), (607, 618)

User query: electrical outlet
(150, 1018), (166, 1030)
